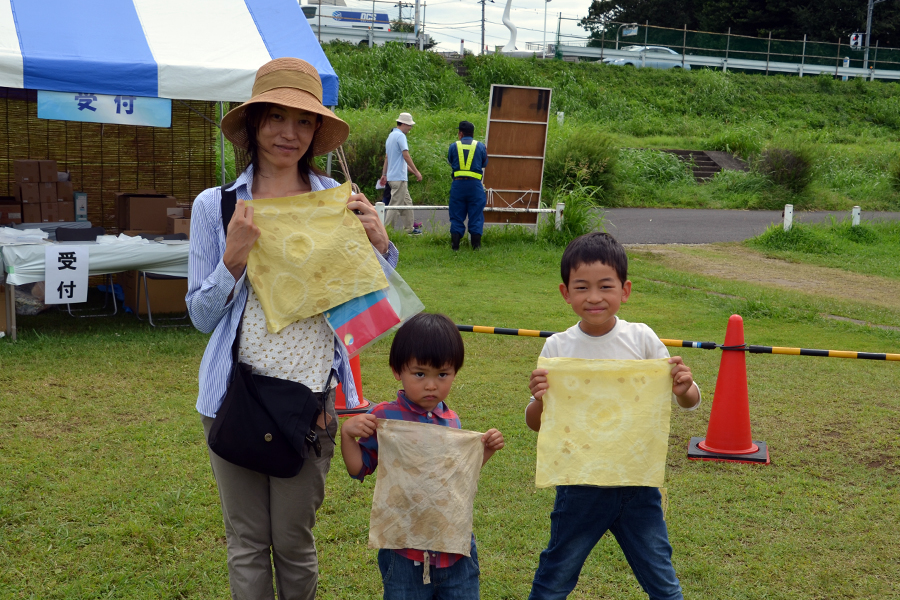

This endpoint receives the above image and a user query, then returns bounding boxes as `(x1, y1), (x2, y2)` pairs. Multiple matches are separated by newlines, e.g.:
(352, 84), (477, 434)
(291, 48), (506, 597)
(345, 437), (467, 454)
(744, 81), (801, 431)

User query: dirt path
(629, 244), (900, 313)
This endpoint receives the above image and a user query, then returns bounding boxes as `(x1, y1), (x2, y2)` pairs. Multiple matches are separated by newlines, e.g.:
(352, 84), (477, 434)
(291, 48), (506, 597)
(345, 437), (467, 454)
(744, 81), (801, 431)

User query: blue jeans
(529, 486), (683, 600)
(449, 179), (486, 236)
(378, 539), (480, 600)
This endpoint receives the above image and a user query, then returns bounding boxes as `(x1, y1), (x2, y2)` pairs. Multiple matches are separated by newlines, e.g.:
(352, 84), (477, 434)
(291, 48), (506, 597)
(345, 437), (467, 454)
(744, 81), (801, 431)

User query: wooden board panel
(483, 157), (544, 191)
(486, 121), (547, 157)
(488, 86), (551, 123)
(484, 85), (551, 225)
(485, 190), (540, 224)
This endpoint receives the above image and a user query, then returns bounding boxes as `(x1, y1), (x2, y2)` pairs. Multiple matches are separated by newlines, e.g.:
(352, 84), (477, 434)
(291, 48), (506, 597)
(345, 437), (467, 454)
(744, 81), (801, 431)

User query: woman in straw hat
(186, 57), (397, 599)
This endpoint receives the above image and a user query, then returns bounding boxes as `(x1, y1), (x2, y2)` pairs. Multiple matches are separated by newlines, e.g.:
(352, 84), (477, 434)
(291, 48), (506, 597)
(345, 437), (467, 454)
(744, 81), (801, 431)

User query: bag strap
(221, 181), (237, 235)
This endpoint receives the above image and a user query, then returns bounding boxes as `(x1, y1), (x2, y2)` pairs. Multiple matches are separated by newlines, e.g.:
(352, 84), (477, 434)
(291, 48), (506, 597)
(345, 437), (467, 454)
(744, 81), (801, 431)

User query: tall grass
(283, 45), (900, 210)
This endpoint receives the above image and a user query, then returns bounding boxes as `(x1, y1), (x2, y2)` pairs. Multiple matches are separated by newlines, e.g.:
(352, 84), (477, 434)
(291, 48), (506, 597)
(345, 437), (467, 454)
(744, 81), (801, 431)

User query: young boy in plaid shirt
(341, 312), (505, 599)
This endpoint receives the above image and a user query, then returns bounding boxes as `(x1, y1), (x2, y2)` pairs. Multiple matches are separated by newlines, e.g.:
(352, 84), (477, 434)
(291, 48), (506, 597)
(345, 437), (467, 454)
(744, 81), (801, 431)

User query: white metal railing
(555, 45), (899, 80)
(374, 202), (566, 230)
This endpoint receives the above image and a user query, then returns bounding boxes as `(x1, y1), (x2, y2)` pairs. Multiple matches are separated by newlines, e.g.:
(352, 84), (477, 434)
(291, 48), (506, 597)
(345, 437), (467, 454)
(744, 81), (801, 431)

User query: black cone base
(688, 436), (770, 464)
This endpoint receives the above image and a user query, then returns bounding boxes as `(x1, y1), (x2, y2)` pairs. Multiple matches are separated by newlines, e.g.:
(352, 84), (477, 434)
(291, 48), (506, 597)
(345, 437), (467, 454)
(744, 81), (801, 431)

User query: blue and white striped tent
(0, 0), (338, 105)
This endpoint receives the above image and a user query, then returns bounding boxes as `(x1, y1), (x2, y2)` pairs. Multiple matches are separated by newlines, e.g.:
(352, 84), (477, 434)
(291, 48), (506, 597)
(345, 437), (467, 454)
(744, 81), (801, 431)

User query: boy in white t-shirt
(526, 232), (701, 600)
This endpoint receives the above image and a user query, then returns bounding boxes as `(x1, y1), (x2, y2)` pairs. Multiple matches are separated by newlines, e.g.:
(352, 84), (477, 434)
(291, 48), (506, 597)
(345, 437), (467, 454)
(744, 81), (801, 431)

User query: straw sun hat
(221, 57), (349, 157)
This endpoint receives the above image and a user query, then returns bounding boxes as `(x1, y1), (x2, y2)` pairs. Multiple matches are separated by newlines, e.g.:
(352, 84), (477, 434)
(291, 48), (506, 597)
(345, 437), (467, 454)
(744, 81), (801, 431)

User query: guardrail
(556, 45), (898, 80)
(308, 24), (422, 47)
(374, 202), (566, 229)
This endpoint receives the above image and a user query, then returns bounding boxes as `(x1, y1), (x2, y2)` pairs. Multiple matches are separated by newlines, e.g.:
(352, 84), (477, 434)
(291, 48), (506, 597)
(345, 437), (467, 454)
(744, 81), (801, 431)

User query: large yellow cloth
(536, 357), (673, 488)
(246, 183), (388, 333)
(368, 419), (484, 556)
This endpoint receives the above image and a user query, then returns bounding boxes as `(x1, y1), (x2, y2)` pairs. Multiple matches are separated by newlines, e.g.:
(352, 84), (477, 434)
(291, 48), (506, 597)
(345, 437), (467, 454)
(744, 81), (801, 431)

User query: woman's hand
(347, 192), (390, 255)
(222, 198), (260, 282)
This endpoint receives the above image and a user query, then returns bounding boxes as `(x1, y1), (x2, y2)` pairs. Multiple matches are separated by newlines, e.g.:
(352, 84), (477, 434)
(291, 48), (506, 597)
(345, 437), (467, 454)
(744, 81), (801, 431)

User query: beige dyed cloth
(368, 419), (484, 556)
(246, 182), (388, 333)
(536, 357), (673, 488)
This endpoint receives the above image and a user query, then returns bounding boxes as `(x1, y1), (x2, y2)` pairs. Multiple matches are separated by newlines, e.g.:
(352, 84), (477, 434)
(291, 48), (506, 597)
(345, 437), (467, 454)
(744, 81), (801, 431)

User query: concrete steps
(660, 149), (748, 183)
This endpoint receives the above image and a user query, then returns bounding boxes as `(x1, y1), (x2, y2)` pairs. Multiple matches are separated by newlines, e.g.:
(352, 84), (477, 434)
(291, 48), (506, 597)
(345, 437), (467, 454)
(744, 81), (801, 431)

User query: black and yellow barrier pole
(455, 325), (900, 361)
(456, 325), (556, 338)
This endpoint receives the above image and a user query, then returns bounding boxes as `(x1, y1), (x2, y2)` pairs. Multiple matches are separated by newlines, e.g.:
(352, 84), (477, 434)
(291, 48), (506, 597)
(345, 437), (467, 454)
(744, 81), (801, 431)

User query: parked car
(602, 46), (691, 70)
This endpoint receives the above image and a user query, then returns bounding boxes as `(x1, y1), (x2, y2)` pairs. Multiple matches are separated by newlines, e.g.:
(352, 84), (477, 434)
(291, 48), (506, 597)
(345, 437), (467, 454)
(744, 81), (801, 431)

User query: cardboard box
(41, 202), (60, 222)
(0, 195), (18, 205)
(74, 192), (88, 222)
(14, 160), (40, 183)
(166, 207), (191, 238)
(22, 203), (41, 223)
(38, 182), (57, 204)
(18, 183), (40, 204)
(0, 205), (22, 225)
(38, 160), (58, 182)
(56, 181), (74, 202)
(58, 201), (75, 222)
(115, 191), (177, 232)
(120, 270), (187, 315)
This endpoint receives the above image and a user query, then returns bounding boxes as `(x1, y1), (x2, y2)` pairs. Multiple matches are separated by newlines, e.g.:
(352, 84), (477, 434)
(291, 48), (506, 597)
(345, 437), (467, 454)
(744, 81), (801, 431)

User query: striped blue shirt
(187, 165), (399, 418)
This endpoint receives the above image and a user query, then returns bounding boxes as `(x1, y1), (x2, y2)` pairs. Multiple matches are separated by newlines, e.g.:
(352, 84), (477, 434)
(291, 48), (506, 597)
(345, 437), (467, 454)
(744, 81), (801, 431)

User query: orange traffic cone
(335, 354), (371, 417)
(688, 314), (770, 464)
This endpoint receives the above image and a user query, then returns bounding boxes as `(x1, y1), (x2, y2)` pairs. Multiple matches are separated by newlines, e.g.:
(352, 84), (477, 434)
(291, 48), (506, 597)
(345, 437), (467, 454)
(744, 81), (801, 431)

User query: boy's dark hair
(560, 232), (628, 286)
(389, 313), (465, 373)
(458, 121), (475, 137)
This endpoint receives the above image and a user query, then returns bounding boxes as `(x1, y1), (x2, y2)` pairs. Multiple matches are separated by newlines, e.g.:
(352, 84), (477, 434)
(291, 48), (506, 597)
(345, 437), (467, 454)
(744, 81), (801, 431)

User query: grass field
(2, 229), (898, 598)
(305, 45), (900, 212)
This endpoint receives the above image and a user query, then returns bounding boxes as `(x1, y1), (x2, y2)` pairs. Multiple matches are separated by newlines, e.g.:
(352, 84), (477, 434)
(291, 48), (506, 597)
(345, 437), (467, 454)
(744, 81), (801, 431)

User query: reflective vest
(453, 140), (483, 180)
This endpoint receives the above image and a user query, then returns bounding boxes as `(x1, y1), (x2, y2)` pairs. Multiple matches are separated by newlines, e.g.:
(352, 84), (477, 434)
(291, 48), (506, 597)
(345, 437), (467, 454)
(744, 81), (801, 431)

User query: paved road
(410, 208), (900, 244)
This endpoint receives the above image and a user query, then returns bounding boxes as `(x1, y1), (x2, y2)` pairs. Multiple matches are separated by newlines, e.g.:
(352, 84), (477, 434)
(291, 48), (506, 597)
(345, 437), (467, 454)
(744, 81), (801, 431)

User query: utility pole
(864, 0), (888, 70)
(414, 0), (420, 46)
(542, 0), (551, 59)
(481, 0), (486, 54)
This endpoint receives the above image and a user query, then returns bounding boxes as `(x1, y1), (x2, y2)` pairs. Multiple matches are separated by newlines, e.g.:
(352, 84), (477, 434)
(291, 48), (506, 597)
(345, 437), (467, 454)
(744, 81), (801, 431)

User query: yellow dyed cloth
(368, 419), (484, 556)
(246, 183), (388, 333)
(536, 357), (673, 488)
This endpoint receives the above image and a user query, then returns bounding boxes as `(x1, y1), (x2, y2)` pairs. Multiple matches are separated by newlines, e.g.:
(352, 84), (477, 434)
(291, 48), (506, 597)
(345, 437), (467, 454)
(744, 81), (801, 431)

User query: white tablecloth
(2, 241), (190, 285)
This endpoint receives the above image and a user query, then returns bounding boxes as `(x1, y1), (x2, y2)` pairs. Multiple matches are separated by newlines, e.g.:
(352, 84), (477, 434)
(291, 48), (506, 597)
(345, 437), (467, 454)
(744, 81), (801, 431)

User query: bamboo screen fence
(0, 88), (217, 231)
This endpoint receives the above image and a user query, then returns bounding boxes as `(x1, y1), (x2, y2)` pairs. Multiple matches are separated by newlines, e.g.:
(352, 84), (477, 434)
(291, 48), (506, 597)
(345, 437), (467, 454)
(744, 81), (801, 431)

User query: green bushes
(543, 128), (617, 194)
(753, 146), (814, 193)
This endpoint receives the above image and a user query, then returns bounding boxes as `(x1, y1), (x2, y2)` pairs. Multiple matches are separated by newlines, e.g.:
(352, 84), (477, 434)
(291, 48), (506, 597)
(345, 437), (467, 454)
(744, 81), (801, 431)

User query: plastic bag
(324, 251), (424, 357)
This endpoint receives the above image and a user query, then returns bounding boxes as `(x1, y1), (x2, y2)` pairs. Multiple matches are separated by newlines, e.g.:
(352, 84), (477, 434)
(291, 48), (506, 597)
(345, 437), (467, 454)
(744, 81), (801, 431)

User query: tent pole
(326, 106), (335, 176)
(220, 101), (226, 185)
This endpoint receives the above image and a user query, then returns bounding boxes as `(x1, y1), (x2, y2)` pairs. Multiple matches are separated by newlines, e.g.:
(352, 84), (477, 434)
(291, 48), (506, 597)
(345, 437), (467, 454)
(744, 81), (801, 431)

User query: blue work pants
(529, 486), (683, 600)
(449, 179), (486, 236)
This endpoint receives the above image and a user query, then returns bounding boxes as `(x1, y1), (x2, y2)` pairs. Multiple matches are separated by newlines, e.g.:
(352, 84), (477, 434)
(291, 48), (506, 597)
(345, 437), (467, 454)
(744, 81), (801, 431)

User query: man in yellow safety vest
(446, 121), (488, 250)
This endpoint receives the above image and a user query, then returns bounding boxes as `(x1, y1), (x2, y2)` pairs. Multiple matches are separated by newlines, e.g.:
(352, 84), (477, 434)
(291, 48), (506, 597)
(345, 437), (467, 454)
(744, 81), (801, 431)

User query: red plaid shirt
(355, 391), (470, 568)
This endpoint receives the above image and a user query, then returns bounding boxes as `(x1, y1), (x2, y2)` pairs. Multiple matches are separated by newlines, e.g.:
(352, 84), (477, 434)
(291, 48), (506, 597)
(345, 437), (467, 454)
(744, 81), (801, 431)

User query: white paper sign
(44, 246), (89, 304)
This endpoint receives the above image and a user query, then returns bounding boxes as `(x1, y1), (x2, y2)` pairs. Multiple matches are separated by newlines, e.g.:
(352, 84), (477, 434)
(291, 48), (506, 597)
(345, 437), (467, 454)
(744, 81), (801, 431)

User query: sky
(308, 0), (606, 53)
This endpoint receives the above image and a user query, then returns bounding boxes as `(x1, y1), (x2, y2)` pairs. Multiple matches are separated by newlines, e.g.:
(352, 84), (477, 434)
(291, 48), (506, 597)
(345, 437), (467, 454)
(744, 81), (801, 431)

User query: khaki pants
(201, 392), (338, 600)
(386, 180), (414, 232)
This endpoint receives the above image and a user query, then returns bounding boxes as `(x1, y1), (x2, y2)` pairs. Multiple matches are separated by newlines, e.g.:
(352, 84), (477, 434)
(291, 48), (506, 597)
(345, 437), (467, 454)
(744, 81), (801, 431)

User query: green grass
(747, 220), (900, 279)
(305, 44), (900, 211)
(2, 239), (899, 598)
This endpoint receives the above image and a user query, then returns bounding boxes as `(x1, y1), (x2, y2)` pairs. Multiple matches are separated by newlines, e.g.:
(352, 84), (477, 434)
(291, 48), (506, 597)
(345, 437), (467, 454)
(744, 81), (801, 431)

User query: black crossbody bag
(207, 183), (332, 478)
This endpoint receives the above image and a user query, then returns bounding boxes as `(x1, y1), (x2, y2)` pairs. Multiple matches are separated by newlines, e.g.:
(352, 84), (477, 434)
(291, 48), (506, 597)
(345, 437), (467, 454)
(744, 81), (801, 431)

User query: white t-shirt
(536, 317), (700, 409)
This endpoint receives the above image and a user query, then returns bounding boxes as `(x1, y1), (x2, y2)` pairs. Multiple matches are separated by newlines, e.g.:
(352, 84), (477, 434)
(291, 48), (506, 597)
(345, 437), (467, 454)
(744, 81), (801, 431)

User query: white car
(602, 46), (691, 70)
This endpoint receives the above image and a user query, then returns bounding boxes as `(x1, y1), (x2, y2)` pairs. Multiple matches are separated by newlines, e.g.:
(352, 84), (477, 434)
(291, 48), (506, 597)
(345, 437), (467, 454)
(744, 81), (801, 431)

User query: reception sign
(37, 91), (172, 127)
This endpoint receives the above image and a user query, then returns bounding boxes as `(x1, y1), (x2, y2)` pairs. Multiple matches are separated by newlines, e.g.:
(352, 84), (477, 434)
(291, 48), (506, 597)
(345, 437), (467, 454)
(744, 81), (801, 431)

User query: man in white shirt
(379, 112), (423, 234)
